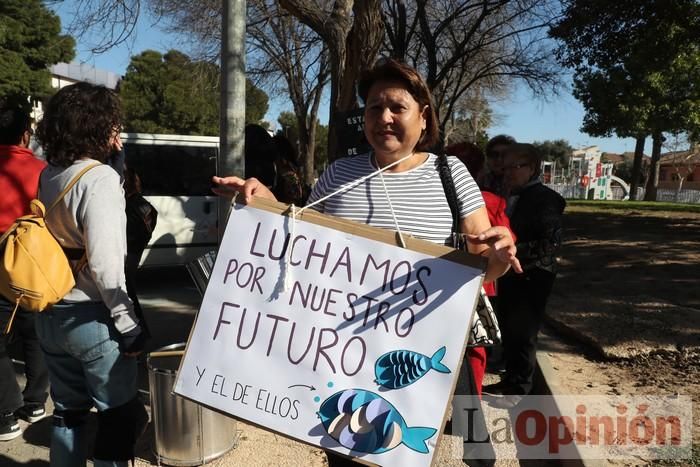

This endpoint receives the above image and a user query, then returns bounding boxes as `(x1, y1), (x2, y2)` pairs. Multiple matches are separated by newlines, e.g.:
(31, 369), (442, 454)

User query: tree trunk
(280, 0), (353, 162)
(326, 37), (348, 164)
(329, 0), (383, 160)
(296, 110), (312, 182)
(676, 176), (684, 202)
(305, 76), (324, 185)
(280, 0), (383, 162)
(643, 132), (663, 201)
(628, 135), (646, 201)
(296, 106), (321, 187)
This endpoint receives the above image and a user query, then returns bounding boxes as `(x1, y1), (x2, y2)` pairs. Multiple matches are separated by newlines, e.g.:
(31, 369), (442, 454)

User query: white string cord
(377, 163), (407, 249)
(276, 152), (413, 294)
(282, 204), (297, 292)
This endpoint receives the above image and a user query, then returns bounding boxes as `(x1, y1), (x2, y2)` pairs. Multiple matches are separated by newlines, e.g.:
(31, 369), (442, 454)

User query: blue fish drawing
(318, 389), (436, 454)
(374, 346), (450, 390)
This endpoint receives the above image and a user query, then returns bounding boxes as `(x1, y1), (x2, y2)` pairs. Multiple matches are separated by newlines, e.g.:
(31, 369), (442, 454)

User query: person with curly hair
(35, 82), (148, 467)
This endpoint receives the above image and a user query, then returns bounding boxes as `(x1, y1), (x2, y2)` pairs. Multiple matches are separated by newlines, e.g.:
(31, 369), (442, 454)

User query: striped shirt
(307, 152), (484, 245)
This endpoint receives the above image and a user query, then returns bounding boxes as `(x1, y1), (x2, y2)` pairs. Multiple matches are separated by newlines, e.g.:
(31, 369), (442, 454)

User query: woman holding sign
(214, 59), (519, 281)
(214, 58), (520, 466)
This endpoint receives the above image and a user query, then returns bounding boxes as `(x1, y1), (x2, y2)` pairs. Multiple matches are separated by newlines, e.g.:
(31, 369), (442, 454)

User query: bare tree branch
(279, 0), (383, 160)
(382, 0), (562, 142)
(59, 0), (142, 54)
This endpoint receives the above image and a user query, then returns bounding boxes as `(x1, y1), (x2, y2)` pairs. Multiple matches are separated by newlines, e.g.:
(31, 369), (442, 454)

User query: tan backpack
(0, 163), (100, 332)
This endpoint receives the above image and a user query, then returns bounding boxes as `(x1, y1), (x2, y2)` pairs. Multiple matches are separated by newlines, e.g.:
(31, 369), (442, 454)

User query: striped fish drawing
(318, 389), (437, 454)
(374, 346), (450, 390)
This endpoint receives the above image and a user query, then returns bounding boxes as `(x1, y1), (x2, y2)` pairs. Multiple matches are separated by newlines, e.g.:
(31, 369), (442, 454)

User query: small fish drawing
(318, 389), (436, 454)
(374, 346), (450, 390)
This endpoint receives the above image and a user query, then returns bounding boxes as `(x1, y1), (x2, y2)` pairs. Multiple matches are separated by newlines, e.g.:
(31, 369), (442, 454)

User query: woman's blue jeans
(36, 301), (138, 467)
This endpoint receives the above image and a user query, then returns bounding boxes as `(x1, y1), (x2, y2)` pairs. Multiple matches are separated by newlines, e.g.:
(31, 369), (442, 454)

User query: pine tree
(0, 0), (75, 104)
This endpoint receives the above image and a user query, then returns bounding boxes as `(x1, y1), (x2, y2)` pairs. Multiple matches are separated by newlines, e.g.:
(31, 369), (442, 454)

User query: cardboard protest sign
(174, 198), (485, 467)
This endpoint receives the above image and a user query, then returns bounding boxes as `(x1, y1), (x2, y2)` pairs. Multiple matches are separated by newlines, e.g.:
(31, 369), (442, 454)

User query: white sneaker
(15, 405), (47, 424)
(0, 415), (22, 441)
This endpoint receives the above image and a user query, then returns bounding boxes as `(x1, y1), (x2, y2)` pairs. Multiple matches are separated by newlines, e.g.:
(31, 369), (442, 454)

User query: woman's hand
(468, 226), (523, 274)
(212, 176), (277, 203)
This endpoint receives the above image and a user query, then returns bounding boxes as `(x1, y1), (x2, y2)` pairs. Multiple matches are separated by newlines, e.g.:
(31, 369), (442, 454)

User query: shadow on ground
(7, 265), (200, 465)
(547, 208), (700, 359)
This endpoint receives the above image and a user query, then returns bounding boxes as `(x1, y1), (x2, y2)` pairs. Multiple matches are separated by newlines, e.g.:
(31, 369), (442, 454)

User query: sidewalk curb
(544, 312), (608, 359)
(535, 350), (607, 467)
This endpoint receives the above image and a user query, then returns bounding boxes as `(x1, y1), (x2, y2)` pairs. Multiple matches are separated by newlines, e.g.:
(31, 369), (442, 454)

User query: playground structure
(542, 146), (630, 200)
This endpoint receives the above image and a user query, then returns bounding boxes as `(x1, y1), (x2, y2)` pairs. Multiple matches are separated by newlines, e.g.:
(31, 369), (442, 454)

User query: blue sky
(53, 2), (637, 154)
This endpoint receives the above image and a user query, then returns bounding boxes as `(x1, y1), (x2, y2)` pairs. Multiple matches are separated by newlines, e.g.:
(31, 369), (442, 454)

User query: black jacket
(508, 182), (566, 274)
(125, 194), (158, 256)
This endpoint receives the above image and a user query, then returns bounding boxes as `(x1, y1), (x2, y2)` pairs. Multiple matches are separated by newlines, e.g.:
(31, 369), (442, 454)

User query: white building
(31, 61), (121, 122)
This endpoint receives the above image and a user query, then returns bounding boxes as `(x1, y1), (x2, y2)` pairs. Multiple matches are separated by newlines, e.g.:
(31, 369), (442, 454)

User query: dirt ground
(548, 205), (700, 357)
(545, 204), (700, 464)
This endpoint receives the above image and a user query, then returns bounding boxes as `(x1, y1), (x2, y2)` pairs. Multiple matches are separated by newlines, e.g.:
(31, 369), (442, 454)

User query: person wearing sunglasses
(483, 143), (565, 408)
(481, 134), (515, 196)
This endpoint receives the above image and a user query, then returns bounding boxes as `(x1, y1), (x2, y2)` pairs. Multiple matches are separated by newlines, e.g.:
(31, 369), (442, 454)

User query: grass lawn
(566, 199), (700, 213)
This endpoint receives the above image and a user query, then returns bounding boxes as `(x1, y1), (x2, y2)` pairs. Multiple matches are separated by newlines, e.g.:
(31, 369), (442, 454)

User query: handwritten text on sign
(174, 201), (483, 467)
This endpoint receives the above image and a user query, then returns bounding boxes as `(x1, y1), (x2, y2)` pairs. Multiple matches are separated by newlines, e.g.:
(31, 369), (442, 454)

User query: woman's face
(503, 152), (536, 192)
(364, 80), (427, 160)
(486, 143), (508, 176)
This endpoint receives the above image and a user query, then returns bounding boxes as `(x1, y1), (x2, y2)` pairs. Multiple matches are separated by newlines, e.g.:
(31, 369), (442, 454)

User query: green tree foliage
(246, 79), (269, 125)
(0, 0), (75, 104)
(550, 0), (700, 200)
(119, 50), (218, 135)
(119, 49), (268, 135)
(532, 139), (573, 167)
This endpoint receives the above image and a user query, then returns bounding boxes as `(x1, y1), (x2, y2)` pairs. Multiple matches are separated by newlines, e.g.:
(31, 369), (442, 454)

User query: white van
(121, 133), (220, 267)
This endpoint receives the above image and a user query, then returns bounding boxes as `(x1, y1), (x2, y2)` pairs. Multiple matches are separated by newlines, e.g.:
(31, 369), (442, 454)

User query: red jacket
(0, 145), (47, 232)
(482, 191), (515, 296)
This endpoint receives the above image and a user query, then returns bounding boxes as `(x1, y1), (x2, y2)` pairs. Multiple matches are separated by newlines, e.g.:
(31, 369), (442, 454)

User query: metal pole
(219, 0), (246, 243)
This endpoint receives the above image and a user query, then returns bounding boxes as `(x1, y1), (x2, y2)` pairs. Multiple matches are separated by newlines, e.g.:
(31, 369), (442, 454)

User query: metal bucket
(148, 343), (237, 466)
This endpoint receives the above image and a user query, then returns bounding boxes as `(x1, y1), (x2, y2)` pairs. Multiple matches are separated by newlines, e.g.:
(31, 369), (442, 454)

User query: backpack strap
(46, 163), (102, 214)
(0, 224), (14, 246)
(1, 164), (101, 246)
(44, 162), (102, 275)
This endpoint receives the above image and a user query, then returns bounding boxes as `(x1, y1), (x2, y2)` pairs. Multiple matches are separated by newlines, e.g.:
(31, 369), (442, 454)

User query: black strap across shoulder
(436, 153), (460, 235)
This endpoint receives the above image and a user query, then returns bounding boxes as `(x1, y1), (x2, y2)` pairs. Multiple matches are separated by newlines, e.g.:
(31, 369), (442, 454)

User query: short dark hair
(272, 133), (299, 167)
(485, 134), (516, 158)
(358, 58), (439, 151)
(37, 82), (123, 167)
(503, 143), (543, 176)
(244, 124), (276, 186)
(0, 107), (31, 145)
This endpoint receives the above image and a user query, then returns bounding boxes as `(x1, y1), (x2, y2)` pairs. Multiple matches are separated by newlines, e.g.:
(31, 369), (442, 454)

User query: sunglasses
(503, 162), (530, 171)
